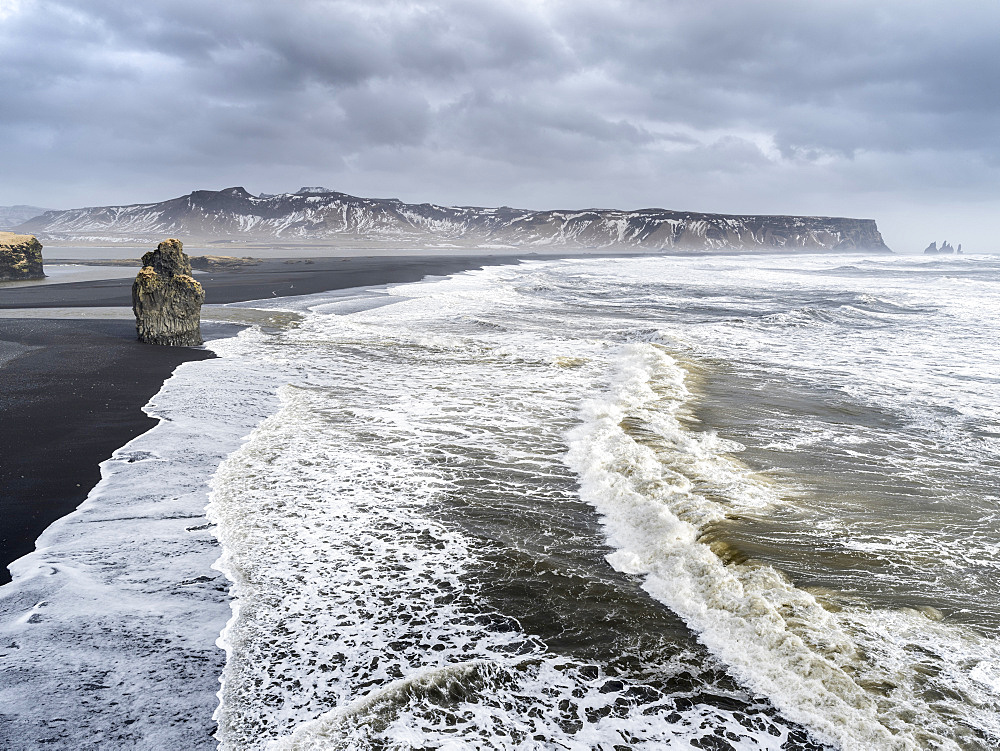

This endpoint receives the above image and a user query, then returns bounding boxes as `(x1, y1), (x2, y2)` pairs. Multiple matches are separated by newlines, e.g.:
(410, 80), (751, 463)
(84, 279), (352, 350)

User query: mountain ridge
(16, 186), (891, 252)
(0, 205), (54, 230)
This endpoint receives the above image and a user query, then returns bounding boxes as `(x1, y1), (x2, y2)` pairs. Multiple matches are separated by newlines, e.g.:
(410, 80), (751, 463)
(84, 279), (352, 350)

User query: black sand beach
(0, 254), (525, 308)
(0, 253), (524, 583)
(0, 320), (245, 584)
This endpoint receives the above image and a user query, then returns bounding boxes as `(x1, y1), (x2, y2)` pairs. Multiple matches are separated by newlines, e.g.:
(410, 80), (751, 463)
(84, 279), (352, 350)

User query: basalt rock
(132, 239), (205, 346)
(924, 240), (960, 255)
(0, 232), (44, 280)
(189, 254), (261, 270)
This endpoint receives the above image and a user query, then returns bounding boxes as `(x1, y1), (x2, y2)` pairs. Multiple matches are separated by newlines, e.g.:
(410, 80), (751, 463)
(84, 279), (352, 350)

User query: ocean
(2, 252), (998, 750)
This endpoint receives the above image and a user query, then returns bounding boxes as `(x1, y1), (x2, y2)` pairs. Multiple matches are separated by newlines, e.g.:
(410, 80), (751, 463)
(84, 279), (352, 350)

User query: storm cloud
(2, 0), (998, 249)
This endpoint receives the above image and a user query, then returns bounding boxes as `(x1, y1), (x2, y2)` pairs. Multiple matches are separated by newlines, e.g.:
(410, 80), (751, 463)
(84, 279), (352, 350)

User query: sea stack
(132, 239), (205, 345)
(0, 232), (44, 281)
(924, 240), (959, 255)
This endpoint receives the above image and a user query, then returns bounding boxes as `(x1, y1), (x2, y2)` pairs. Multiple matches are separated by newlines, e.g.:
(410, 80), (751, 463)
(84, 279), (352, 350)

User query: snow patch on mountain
(16, 187), (892, 252)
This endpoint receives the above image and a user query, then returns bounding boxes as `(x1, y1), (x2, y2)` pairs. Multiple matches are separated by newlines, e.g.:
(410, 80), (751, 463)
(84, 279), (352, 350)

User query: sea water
(2, 253), (998, 749)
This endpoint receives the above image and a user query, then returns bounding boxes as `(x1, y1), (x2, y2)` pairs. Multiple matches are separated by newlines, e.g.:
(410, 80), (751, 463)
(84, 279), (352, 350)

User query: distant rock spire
(923, 240), (961, 254)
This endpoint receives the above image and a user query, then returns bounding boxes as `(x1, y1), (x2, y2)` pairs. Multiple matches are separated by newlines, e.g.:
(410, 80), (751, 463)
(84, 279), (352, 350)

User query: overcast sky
(2, 0), (998, 251)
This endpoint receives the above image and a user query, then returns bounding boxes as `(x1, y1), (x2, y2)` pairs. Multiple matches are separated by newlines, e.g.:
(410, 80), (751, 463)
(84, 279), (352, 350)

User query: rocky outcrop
(0, 232), (44, 280)
(189, 255), (261, 270)
(17, 186), (893, 253)
(132, 239), (205, 346)
(924, 241), (962, 254)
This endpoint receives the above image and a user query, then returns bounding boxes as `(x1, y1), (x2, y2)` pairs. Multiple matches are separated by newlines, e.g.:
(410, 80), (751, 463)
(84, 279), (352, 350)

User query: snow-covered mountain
(0, 205), (53, 231)
(16, 186), (891, 252)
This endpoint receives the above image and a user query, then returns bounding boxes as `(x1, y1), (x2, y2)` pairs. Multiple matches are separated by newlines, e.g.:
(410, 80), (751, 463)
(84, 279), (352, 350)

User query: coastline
(0, 252), (531, 748)
(0, 319), (237, 584)
(2, 251), (991, 747)
(0, 253), (526, 583)
(0, 254), (527, 308)
(0, 324), (280, 750)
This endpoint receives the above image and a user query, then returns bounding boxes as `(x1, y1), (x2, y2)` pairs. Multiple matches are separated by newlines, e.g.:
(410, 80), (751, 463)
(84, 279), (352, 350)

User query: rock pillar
(132, 239), (205, 346)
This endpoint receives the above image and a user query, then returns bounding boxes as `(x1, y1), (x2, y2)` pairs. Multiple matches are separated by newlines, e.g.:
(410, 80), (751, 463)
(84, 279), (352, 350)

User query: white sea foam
(8, 252), (994, 749)
(0, 326), (284, 750)
(564, 343), (923, 749)
(208, 271), (820, 749)
(563, 332), (1000, 749)
(206, 255), (1000, 749)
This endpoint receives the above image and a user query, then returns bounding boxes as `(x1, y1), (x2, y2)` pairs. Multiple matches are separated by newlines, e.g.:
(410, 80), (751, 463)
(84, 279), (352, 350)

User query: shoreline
(1, 250), (990, 748)
(0, 319), (241, 585)
(0, 326), (276, 749)
(0, 253), (527, 583)
(0, 254), (528, 308)
(0, 252), (532, 746)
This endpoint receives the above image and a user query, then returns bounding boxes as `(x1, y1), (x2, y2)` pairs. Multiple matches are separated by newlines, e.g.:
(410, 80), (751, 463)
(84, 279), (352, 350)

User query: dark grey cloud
(2, 0), (999, 249)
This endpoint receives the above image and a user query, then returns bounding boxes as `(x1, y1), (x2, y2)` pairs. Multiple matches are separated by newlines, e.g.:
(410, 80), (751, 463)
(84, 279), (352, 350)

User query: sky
(1, 0), (998, 252)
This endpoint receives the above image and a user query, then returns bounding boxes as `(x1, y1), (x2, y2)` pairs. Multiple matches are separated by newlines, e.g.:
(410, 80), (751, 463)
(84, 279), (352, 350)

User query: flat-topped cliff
(0, 232), (44, 280)
(16, 187), (891, 253)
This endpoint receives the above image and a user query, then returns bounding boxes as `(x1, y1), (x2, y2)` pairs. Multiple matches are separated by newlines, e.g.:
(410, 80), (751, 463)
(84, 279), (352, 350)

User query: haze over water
(3, 252), (998, 749)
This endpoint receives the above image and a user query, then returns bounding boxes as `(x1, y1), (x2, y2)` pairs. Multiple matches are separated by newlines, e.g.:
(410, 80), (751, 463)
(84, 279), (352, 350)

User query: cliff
(132, 239), (205, 346)
(0, 232), (44, 280)
(16, 187), (892, 253)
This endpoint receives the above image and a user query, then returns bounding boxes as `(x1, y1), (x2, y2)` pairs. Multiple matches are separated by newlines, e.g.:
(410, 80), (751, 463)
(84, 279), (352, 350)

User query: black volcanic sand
(0, 254), (526, 308)
(0, 320), (246, 584)
(0, 254), (525, 584)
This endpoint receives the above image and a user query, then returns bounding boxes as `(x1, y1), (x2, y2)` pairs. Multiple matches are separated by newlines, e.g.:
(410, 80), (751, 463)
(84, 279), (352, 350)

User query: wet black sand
(0, 253), (525, 583)
(0, 254), (525, 308)
(0, 320), (246, 584)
